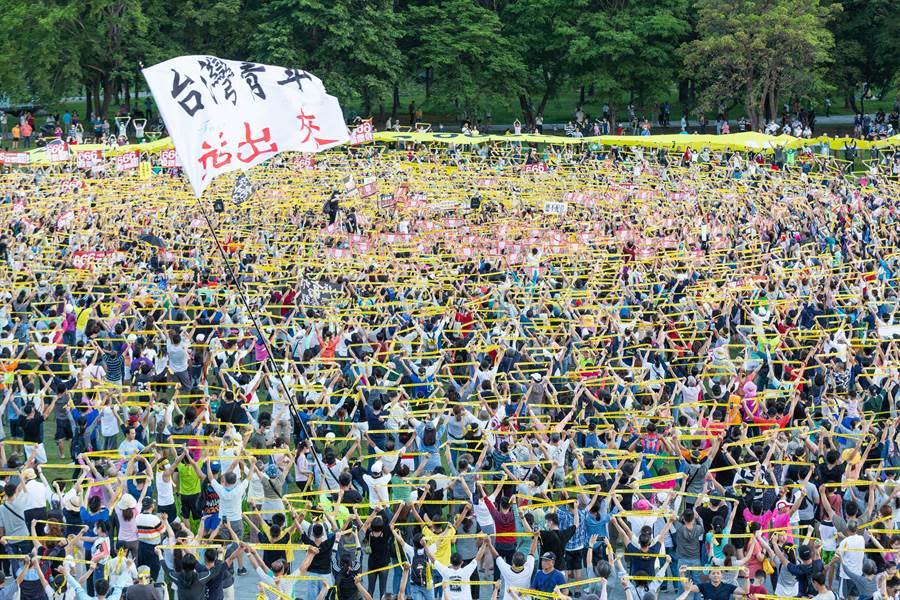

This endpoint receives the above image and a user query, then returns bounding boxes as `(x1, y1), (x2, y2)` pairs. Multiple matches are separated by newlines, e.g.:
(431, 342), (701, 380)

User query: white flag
(143, 55), (349, 197)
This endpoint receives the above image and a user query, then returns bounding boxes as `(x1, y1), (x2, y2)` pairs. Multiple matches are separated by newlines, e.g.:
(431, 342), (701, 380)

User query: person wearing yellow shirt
(413, 506), (470, 597)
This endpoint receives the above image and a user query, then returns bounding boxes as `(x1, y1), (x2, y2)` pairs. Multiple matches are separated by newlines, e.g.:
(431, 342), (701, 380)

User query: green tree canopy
(681, 0), (836, 129)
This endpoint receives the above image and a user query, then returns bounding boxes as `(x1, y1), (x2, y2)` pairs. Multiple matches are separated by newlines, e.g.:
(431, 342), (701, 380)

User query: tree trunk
(767, 86), (777, 122)
(678, 79), (689, 105)
(85, 82), (93, 118)
(424, 67), (432, 99)
(362, 88), (372, 118)
(518, 94), (535, 127)
(745, 90), (756, 131)
(391, 84), (400, 120)
(845, 92), (859, 114)
(538, 90), (551, 120)
(100, 74), (113, 118)
(123, 80), (131, 112)
(579, 85), (585, 106)
(91, 79), (102, 118)
(133, 77), (139, 103)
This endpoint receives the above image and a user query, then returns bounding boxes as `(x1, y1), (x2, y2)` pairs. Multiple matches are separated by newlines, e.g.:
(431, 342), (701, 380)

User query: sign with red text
(0, 151), (29, 165)
(160, 148), (181, 168)
(116, 151), (140, 171)
(77, 150), (104, 169)
(47, 143), (70, 163)
(143, 55), (349, 197)
(349, 119), (373, 145)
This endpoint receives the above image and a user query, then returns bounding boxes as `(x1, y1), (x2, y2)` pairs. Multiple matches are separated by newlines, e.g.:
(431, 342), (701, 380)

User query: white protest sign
(543, 201), (568, 215)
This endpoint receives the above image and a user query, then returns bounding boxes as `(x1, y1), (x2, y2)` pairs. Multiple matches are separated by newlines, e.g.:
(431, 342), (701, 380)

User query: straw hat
(118, 494), (138, 511)
(63, 493), (82, 512)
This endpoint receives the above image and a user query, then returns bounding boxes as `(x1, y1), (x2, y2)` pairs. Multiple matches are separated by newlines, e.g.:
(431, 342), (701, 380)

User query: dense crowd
(0, 140), (898, 600)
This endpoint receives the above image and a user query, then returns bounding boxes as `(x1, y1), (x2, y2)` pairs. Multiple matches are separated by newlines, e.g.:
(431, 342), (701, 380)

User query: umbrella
(138, 234), (166, 248)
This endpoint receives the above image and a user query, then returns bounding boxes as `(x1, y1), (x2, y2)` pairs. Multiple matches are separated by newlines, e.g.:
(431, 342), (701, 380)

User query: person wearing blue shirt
(414, 418), (445, 472)
(531, 552), (566, 593)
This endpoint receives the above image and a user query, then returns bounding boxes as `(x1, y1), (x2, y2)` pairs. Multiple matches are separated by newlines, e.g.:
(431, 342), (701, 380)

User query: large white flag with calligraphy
(143, 56), (349, 197)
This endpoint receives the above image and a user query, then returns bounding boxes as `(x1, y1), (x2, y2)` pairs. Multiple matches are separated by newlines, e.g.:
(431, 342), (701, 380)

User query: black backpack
(410, 548), (430, 587)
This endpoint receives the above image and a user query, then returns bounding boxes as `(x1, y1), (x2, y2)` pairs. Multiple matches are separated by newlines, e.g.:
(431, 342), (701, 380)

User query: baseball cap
(540, 552), (556, 561)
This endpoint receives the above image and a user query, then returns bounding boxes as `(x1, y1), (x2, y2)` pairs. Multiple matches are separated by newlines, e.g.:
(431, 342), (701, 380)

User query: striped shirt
(135, 513), (164, 544)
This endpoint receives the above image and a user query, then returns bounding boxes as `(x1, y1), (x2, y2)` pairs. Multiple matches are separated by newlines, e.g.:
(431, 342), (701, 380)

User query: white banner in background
(143, 55), (349, 197)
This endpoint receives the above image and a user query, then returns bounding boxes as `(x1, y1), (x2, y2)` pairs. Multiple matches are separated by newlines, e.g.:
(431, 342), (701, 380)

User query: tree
(246, 0), (404, 117)
(0, 0), (150, 117)
(404, 0), (525, 119)
(575, 0), (691, 124)
(500, 0), (586, 126)
(824, 0), (899, 114)
(680, 0), (836, 130)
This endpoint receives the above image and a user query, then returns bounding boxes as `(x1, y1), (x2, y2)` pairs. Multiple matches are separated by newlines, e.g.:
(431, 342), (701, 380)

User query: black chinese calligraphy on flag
(143, 56), (349, 197)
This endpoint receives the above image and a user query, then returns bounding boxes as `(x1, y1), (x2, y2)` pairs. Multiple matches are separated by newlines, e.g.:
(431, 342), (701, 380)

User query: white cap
(372, 460), (384, 474)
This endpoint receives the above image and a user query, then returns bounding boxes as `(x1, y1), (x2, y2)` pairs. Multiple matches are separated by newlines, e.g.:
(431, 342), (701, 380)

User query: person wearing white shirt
(433, 545), (487, 600)
(489, 536), (537, 600)
(837, 519), (865, 596)
(21, 468), (50, 527)
(155, 461), (177, 523)
(210, 470), (249, 525)
(362, 461), (391, 507)
(99, 404), (121, 450)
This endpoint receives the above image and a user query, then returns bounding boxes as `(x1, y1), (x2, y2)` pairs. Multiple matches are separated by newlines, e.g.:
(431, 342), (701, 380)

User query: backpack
(410, 548), (430, 587)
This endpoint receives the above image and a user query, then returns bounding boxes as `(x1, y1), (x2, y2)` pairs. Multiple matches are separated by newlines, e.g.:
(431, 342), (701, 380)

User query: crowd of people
(0, 138), (897, 600)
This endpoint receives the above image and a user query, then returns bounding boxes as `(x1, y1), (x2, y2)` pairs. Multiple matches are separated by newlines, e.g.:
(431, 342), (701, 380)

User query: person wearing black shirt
(680, 566), (748, 600)
(300, 521), (337, 598)
(538, 513), (576, 572)
(17, 398), (57, 464)
(199, 545), (242, 600)
(696, 498), (730, 534)
(361, 510), (395, 599)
